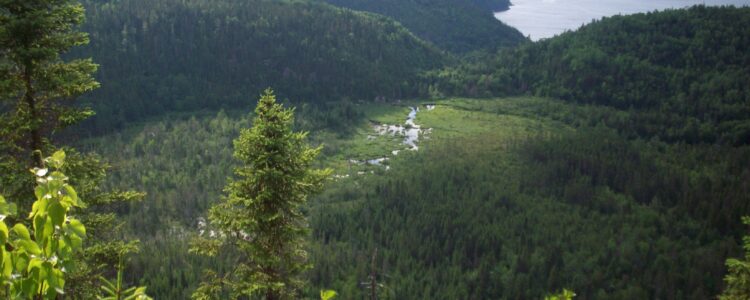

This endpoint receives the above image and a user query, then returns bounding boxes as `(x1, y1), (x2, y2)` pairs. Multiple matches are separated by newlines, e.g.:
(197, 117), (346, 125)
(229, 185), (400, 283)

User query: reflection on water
(495, 0), (749, 40)
(373, 106), (431, 152)
(347, 105), (434, 176)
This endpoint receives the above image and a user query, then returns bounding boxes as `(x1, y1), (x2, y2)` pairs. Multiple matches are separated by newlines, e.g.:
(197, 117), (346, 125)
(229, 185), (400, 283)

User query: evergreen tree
(0, 1), (144, 297)
(192, 89), (331, 299)
(0, 0), (98, 171)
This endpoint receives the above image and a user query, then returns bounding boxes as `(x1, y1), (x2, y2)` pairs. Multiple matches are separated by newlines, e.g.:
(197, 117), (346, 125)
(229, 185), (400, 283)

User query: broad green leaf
(27, 258), (44, 273)
(66, 219), (86, 239)
(48, 202), (65, 227)
(0, 222), (8, 244)
(320, 289), (338, 300)
(48, 268), (65, 294)
(2, 251), (12, 278)
(30, 196), (49, 219)
(17, 240), (42, 255)
(13, 252), (30, 274)
(44, 230), (57, 257)
(63, 185), (84, 208)
(34, 215), (46, 243)
(58, 238), (71, 258)
(0, 197), (12, 223)
(21, 277), (36, 296)
(12, 224), (31, 240)
(64, 234), (83, 249)
(47, 151), (66, 169)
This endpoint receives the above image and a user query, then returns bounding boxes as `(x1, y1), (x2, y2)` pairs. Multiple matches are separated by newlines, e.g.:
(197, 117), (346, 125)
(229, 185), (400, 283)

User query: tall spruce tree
(0, 1), (144, 297)
(192, 89), (331, 300)
(0, 0), (98, 171)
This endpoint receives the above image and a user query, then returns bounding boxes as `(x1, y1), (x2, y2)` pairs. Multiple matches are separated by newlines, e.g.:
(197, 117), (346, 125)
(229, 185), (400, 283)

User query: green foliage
(469, 0), (511, 12)
(320, 0), (524, 53)
(425, 6), (750, 145)
(719, 217), (750, 300)
(0, 0), (147, 297)
(545, 289), (576, 300)
(0, 0), (99, 201)
(320, 289), (337, 300)
(307, 99), (746, 299)
(0, 0), (107, 196)
(0, 151), (86, 299)
(192, 89), (331, 299)
(98, 248), (152, 300)
(82, 98), (750, 299)
(74, 0), (445, 133)
(77, 105), (370, 298)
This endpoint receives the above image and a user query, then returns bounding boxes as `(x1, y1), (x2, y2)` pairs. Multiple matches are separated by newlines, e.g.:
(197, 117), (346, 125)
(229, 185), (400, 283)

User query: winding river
(349, 105), (434, 172)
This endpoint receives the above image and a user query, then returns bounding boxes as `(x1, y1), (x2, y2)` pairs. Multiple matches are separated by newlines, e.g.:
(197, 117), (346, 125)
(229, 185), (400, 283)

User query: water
(495, 0), (750, 40)
(372, 106), (428, 152)
(403, 107), (421, 151)
(345, 105), (434, 177)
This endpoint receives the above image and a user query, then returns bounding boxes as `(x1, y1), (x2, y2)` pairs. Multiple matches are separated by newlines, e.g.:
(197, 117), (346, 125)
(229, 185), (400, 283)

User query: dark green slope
(426, 6), (750, 145)
(76, 0), (445, 133)
(471, 0), (512, 12)
(312, 131), (744, 299)
(320, 0), (525, 53)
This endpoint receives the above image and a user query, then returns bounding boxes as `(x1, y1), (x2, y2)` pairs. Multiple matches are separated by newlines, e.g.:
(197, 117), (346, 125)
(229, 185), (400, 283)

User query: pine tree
(0, 0), (98, 171)
(192, 89), (331, 300)
(0, 1), (145, 297)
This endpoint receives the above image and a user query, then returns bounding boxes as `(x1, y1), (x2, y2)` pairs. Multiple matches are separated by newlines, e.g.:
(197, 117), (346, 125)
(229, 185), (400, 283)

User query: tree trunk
(23, 64), (43, 167)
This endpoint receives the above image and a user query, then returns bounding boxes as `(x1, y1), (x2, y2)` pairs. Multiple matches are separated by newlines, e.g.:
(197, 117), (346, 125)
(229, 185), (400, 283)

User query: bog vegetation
(1, 0), (750, 299)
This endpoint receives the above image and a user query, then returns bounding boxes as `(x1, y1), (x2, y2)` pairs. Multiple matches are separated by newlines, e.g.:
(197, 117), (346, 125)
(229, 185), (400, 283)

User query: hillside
(75, 0), (446, 133)
(320, 0), (525, 53)
(471, 0), (512, 12)
(81, 97), (749, 298)
(71, 6), (750, 299)
(3, 0), (749, 299)
(425, 6), (750, 145)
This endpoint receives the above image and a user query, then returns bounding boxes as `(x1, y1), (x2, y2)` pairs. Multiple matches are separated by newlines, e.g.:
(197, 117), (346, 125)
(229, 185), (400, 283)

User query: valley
(82, 96), (744, 298)
(1, 1), (749, 299)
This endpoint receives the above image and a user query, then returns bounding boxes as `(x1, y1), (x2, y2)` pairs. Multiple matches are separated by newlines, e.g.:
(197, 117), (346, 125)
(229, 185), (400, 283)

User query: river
(347, 105), (434, 174)
(495, 0), (750, 40)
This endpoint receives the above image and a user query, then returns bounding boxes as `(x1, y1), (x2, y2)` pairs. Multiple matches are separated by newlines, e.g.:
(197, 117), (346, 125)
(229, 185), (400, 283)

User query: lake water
(495, 0), (750, 40)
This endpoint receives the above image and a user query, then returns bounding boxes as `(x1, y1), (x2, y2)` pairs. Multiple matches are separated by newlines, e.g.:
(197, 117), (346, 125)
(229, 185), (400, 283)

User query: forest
(424, 6), (750, 145)
(2, 0), (750, 299)
(318, 0), (524, 53)
(74, 0), (446, 133)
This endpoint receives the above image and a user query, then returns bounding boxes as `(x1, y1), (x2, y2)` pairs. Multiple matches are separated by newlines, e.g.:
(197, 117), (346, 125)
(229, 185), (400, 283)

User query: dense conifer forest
(318, 0), (524, 53)
(2, 0), (750, 299)
(425, 6), (750, 145)
(74, 0), (446, 133)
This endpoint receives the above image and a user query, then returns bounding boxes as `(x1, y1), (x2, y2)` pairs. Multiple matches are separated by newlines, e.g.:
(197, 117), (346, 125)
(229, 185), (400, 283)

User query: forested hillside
(83, 98), (749, 299)
(75, 5), (750, 299)
(320, 0), (525, 53)
(74, 0), (445, 132)
(4, 0), (750, 299)
(426, 6), (750, 145)
(471, 0), (512, 12)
